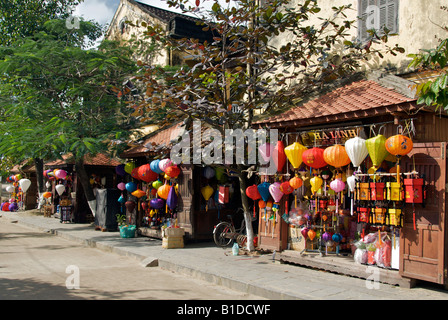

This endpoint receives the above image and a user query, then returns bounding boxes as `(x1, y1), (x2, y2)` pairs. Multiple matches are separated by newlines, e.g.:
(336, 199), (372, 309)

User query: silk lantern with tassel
(284, 142), (307, 172)
(345, 136), (369, 173)
(246, 185), (261, 218)
(280, 181), (294, 215)
(289, 176), (303, 208)
(385, 134), (413, 182)
(365, 135), (388, 172)
(273, 141), (287, 173)
(201, 185), (214, 211)
(323, 145), (351, 169)
(302, 148), (327, 169)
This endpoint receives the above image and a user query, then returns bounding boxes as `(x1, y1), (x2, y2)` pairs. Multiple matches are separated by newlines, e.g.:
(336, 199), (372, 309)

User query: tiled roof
(255, 80), (416, 128)
(45, 154), (121, 168)
(132, 0), (199, 23)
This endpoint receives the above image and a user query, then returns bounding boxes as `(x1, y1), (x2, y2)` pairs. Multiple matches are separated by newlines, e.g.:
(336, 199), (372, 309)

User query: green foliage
(0, 19), (141, 164)
(0, 0), (84, 46)
(408, 38), (448, 110)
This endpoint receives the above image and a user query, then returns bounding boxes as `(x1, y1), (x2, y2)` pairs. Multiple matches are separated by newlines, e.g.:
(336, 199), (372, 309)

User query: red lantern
(280, 181), (294, 194)
(246, 185), (261, 201)
(138, 164), (158, 183)
(165, 166), (181, 179)
(302, 147), (327, 169)
(273, 141), (287, 172)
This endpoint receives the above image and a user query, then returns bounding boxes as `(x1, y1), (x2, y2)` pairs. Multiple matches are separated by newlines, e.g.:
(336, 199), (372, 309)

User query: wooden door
(177, 164), (194, 238)
(400, 142), (446, 284)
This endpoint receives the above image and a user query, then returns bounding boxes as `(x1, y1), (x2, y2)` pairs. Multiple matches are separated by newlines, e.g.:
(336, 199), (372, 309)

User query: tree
(407, 7), (448, 111)
(0, 19), (140, 213)
(0, 0), (84, 46)
(132, 0), (402, 251)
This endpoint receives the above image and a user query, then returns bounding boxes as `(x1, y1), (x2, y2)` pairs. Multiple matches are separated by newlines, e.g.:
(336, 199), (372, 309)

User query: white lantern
(345, 136), (368, 172)
(55, 184), (66, 196)
(6, 186), (14, 193)
(346, 175), (357, 193)
(19, 178), (32, 193)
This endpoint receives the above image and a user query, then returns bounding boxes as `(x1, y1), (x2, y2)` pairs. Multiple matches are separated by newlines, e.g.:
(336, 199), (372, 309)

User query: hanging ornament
(116, 164), (126, 176)
(246, 185), (261, 218)
(385, 134), (413, 181)
(43, 192), (52, 199)
(310, 176), (323, 194)
(165, 166), (181, 179)
(125, 182), (137, 193)
(257, 182), (271, 202)
(157, 183), (171, 200)
(329, 178), (345, 193)
(167, 185), (178, 210)
(323, 145), (351, 168)
(284, 142), (307, 171)
(117, 182), (126, 191)
(269, 182), (284, 203)
(150, 160), (163, 174)
(124, 162), (136, 174)
(131, 167), (140, 180)
(302, 147), (327, 169)
(138, 164), (158, 183)
(201, 185), (214, 211)
(289, 176), (303, 208)
(150, 198), (164, 210)
(132, 189), (146, 199)
(280, 181), (294, 195)
(159, 159), (173, 173)
(125, 200), (136, 213)
(152, 180), (163, 190)
(345, 136), (369, 172)
(203, 166), (215, 180)
(19, 179), (31, 193)
(273, 141), (287, 173)
(55, 184), (66, 196)
(365, 135), (388, 171)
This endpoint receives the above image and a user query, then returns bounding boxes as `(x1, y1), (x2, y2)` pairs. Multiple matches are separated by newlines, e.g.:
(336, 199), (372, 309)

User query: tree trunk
(238, 164), (255, 252)
(33, 158), (44, 208)
(75, 158), (97, 217)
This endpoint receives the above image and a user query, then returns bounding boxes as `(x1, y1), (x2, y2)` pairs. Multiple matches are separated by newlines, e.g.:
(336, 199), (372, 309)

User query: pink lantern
(158, 159), (172, 173)
(330, 179), (345, 193)
(55, 169), (67, 179)
(269, 182), (284, 202)
(258, 143), (274, 163)
(117, 182), (126, 191)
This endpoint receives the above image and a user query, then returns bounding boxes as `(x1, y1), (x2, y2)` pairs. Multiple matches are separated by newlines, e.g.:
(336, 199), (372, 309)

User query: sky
(73, 0), (220, 27)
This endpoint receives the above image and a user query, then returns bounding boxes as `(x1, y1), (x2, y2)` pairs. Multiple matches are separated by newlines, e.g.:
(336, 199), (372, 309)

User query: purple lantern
(116, 164), (126, 176)
(150, 198), (164, 210)
(322, 231), (332, 242)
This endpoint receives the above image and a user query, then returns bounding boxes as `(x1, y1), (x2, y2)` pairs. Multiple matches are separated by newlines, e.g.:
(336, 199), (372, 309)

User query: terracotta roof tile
(255, 80), (416, 127)
(45, 153), (121, 168)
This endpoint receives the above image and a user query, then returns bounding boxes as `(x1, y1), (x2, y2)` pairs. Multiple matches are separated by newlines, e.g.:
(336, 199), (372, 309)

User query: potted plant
(116, 214), (136, 238)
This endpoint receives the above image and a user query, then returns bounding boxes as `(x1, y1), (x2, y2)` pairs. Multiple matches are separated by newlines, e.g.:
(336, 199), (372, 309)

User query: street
(0, 219), (265, 300)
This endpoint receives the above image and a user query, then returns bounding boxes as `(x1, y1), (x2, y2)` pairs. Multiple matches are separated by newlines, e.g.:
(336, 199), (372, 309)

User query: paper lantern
(215, 167), (225, 181)
(138, 164), (158, 183)
(132, 189), (146, 198)
(323, 145), (351, 168)
(302, 148), (327, 169)
(284, 142), (307, 170)
(345, 137), (368, 170)
(150, 160), (163, 174)
(203, 166), (215, 179)
(257, 182), (271, 202)
(167, 186), (178, 210)
(118, 195), (126, 203)
(116, 164), (126, 176)
(124, 162), (135, 174)
(157, 184), (171, 200)
(310, 176), (323, 194)
(385, 134), (413, 157)
(150, 198), (164, 210)
(131, 167), (140, 180)
(141, 201), (149, 211)
(55, 184), (66, 196)
(152, 180), (163, 190)
(308, 229), (316, 241)
(6, 186), (14, 193)
(332, 233), (342, 243)
(322, 231), (332, 243)
(273, 141), (287, 172)
(165, 166), (181, 179)
(258, 142), (274, 163)
(117, 182), (126, 191)
(280, 181), (294, 195)
(125, 201), (136, 212)
(289, 176), (303, 189)
(55, 169), (67, 179)
(301, 227), (309, 238)
(258, 200), (266, 209)
(19, 179), (31, 193)
(43, 192), (52, 199)
(346, 175), (356, 192)
(201, 185), (214, 201)
(125, 182), (137, 193)
(330, 178), (345, 193)
(269, 182), (284, 202)
(246, 185), (261, 201)
(159, 159), (172, 173)
(365, 135), (388, 170)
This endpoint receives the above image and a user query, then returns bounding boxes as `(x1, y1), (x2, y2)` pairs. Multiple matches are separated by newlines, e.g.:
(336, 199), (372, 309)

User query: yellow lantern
(201, 185), (214, 211)
(310, 176), (323, 194)
(284, 142), (307, 170)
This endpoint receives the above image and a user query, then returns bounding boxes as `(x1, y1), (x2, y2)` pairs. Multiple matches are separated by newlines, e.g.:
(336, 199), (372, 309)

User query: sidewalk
(1, 210), (448, 300)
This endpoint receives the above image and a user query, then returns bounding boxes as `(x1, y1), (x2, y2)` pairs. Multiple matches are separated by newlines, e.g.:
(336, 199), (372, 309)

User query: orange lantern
(385, 134), (413, 181)
(43, 192), (52, 199)
(289, 176), (303, 189)
(132, 189), (146, 199)
(323, 145), (351, 168)
(165, 166), (181, 179)
(157, 183), (171, 200)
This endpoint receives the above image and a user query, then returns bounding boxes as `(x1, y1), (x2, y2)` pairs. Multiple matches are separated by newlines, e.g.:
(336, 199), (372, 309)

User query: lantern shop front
(120, 123), (246, 241)
(254, 78), (448, 288)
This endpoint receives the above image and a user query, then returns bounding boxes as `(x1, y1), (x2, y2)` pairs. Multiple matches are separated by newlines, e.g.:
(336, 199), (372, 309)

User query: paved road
(0, 220), (265, 300)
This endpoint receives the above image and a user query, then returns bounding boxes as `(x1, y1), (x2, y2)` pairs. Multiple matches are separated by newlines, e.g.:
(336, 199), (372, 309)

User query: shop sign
(300, 128), (361, 146)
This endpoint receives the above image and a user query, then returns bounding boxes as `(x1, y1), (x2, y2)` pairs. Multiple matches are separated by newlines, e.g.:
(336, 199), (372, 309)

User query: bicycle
(213, 207), (256, 247)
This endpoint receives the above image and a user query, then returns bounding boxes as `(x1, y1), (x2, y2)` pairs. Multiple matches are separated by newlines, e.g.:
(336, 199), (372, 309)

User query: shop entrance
(400, 142), (447, 285)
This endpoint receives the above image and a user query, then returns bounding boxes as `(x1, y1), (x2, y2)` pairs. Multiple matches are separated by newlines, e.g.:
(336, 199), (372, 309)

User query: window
(358, 0), (399, 42)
